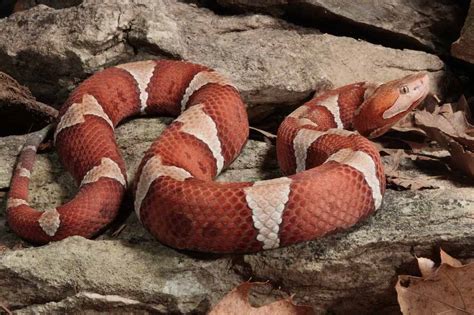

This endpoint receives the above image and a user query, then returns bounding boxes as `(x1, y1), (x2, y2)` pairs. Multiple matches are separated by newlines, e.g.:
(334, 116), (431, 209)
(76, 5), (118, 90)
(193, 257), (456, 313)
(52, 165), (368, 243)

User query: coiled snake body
(7, 60), (429, 253)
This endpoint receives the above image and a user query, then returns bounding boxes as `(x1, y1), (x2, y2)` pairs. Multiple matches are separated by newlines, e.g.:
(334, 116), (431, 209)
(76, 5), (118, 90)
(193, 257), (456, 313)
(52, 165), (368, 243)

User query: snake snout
(354, 72), (430, 138)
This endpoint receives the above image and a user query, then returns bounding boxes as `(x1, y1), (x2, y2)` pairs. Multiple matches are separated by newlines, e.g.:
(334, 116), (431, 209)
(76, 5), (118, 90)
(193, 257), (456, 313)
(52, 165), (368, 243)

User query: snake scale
(7, 60), (429, 253)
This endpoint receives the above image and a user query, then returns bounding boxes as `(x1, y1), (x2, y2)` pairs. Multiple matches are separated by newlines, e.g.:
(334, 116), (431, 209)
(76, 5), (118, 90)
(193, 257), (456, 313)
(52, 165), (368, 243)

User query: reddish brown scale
(55, 66), (145, 182)
(56, 116), (126, 182)
(15, 152), (35, 170)
(7, 59), (428, 252)
(146, 60), (208, 116)
(278, 164), (375, 247)
(303, 106), (338, 129)
(143, 123), (220, 180)
(275, 119), (300, 175)
(8, 175), (29, 201)
(304, 83), (367, 128)
(277, 83), (370, 176)
(8, 64), (145, 244)
(8, 178), (124, 243)
(64, 67), (142, 124)
(305, 133), (385, 188)
(185, 84), (249, 165)
(328, 83), (366, 127)
(139, 178), (260, 253)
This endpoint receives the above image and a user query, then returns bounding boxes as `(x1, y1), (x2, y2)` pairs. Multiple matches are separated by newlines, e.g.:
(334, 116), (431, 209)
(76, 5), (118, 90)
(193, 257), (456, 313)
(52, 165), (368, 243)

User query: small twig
(111, 224), (127, 238)
(0, 302), (12, 315)
(249, 126), (277, 139)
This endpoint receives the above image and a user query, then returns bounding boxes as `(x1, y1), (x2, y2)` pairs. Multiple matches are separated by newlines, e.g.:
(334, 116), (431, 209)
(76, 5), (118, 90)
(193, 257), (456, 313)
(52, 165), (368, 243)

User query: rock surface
(452, 1), (474, 64)
(0, 1), (472, 314)
(1, 117), (473, 314)
(0, 0), (448, 122)
(210, 0), (467, 53)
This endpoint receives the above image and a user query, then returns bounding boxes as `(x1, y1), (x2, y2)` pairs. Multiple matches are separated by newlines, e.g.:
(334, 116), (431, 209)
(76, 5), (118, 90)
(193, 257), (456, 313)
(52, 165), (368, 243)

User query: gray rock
(242, 188), (474, 314)
(19, 0), (83, 11)
(452, 1), (474, 64)
(0, 236), (241, 314)
(0, 116), (473, 314)
(0, 0), (447, 120)
(0, 1), (471, 314)
(212, 0), (466, 53)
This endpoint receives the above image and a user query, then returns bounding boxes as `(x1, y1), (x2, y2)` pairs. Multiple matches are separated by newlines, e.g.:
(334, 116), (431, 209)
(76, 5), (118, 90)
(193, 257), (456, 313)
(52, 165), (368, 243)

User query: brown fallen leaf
(419, 124), (474, 178)
(415, 256), (436, 278)
(378, 145), (441, 190)
(414, 97), (474, 178)
(438, 132), (474, 178)
(415, 98), (474, 148)
(385, 170), (441, 191)
(209, 282), (313, 315)
(440, 249), (463, 268)
(396, 250), (474, 315)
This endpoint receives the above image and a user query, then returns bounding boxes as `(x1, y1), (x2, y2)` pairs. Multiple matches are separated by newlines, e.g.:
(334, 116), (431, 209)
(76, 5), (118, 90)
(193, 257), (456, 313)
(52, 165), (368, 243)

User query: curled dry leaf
(396, 249), (474, 315)
(415, 257), (436, 278)
(209, 282), (314, 315)
(414, 97), (474, 178)
(383, 149), (440, 191)
(377, 144), (441, 191)
(382, 149), (429, 190)
(385, 170), (441, 190)
(440, 249), (463, 268)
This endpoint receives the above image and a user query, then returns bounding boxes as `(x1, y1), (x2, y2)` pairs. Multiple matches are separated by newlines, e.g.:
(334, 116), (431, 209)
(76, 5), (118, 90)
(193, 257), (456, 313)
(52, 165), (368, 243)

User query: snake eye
(400, 85), (410, 94)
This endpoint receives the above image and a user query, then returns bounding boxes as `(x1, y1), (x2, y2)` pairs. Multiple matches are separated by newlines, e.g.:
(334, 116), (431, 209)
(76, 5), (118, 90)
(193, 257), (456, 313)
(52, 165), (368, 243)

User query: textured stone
(242, 188), (474, 314)
(0, 0), (448, 120)
(0, 1), (471, 314)
(0, 236), (241, 314)
(452, 1), (474, 64)
(212, 0), (466, 53)
(0, 116), (473, 314)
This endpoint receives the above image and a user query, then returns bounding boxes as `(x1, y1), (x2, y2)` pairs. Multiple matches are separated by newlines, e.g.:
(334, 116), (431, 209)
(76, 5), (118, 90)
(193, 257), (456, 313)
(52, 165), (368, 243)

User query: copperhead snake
(6, 60), (429, 253)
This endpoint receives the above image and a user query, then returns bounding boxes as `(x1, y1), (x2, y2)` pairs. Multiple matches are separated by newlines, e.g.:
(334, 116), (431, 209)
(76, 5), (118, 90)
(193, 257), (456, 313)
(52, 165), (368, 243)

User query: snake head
(353, 72), (430, 138)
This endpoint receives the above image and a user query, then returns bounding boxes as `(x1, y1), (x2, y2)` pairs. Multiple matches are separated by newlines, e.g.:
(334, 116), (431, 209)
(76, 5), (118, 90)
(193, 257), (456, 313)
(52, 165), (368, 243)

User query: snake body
(7, 60), (429, 253)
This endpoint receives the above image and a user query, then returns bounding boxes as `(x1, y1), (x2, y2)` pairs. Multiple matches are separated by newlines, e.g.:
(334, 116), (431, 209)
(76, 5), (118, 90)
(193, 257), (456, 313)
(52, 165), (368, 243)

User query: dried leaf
(397, 250), (474, 315)
(210, 282), (313, 315)
(391, 111), (426, 135)
(443, 136), (474, 178)
(440, 249), (463, 268)
(420, 125), (474, 178)
(383, 149), (405, 173)
(415, 102), (474, 149)
(390, 94), (440, 135)
(414, 97), (474, 178)
(416, 257), (436, 278)
(378, 145), (441, 190)
(385, 169), (440, 190)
